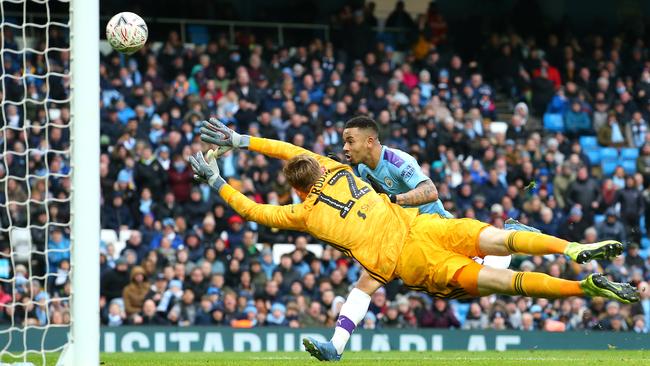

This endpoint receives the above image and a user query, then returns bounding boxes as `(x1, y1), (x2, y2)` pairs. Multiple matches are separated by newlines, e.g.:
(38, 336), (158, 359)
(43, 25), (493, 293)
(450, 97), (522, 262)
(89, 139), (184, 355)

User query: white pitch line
(248, 357), (631, 361)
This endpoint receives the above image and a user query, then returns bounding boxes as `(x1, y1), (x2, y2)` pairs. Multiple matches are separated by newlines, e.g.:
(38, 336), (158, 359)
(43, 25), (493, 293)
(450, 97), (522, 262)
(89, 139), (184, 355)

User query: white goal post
(0, 0), (99, 365)
(68, 0), (100, 364)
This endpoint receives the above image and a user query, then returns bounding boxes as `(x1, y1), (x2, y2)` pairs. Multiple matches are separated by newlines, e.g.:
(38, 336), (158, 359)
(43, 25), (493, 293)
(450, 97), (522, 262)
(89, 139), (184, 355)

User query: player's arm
(220, 185), (307, 231)
(248, 136), (344, 171)
(395, 179), (439, 206)
(200, 118), (343, 171)
(189, 151), (307, 231)
(393, 158), (439, 206)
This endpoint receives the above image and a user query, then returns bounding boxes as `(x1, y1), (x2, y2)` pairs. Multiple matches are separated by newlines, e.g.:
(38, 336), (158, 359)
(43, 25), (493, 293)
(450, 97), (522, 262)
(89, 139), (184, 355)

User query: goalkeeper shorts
(395, 215), (490, 298)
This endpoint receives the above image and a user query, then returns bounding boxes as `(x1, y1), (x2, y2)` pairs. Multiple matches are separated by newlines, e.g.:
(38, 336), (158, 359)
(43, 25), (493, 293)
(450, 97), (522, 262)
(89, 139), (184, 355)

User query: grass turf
(3, 350), (650, 366)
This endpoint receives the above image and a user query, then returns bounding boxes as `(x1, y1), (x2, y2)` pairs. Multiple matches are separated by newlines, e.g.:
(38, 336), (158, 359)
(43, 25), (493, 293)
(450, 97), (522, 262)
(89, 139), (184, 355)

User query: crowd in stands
(1, 1), (650, 333)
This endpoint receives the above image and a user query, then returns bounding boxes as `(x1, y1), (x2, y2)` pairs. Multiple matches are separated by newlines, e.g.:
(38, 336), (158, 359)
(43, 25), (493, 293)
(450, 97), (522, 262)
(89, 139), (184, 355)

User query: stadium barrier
(3, 327), (649, 352)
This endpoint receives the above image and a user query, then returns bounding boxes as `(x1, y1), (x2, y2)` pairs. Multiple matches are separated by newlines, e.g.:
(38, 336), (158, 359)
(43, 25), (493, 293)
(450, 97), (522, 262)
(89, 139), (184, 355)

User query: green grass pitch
(4, 350), (650, 365)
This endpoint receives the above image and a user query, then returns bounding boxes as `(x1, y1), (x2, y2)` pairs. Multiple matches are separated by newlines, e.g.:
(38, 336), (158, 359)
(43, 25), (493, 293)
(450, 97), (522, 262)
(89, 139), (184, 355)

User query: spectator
(47, 227), (70, 272)
(105, 300), (126, 326)
(385, 1), (416, 49)
(134, 145), (167, 200)
(597, 112), (626, 147)
(462, 302), (489, 330)
(566, 167), (600, 218)
(616, 176), (644, 243)
(168, 154), (194, 203)
(420, 298), (460, 329)
(169, 289), (198, 326)
(121, 230), (149, 263)
(595, 208), (627, 243)
(564, 100), (592, 138)
(122, 266), (150, 316)
(625, 111), (648, 148)
(101, 193), (134, 231)
(101, 257), (131, 303)
(266, 303), (288, 326)
(139, 298), (169, 325)
(624, 244), (644, 271)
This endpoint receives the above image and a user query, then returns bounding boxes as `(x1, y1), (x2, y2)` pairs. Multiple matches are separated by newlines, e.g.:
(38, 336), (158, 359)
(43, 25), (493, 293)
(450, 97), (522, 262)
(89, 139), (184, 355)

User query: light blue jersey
(355, 146), (453, 218)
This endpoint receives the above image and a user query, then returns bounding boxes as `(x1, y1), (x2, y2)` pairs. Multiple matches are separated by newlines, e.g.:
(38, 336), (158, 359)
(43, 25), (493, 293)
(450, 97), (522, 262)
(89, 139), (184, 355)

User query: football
(105, 12), (148, 55)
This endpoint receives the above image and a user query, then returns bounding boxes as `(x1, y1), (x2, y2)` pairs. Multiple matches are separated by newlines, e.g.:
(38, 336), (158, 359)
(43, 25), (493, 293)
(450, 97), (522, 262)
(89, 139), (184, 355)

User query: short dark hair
(344, 115), (379, 136)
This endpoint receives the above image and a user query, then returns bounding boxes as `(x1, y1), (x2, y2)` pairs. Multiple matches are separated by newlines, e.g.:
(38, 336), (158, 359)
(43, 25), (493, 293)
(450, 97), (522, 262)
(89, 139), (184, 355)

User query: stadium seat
(584, 147), (601, 165)
(270, 243), (324, 263)
(187, 25), (209, 45)
(601, 159), (618, 176)
(593, 215), (605, 225)
(642, 237), (650, 250)
(579, 136), (598, 149)
(641, 216), (646, 236)
(119, 229), (132, 244)
(620, 148), (639, 160)
(620, 159), (637, 174)
(10, 227), (32, 264)
(600, 147), (618, 161)
(453, 301), (470, 325)
(543, 113), (564, 132)
(490, 121), (508, 135)
(100, 229), (118, 246)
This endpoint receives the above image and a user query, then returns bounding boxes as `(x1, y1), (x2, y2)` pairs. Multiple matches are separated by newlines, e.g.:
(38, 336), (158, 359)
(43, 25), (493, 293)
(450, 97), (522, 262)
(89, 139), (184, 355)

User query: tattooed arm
(395, 179), (439, 206)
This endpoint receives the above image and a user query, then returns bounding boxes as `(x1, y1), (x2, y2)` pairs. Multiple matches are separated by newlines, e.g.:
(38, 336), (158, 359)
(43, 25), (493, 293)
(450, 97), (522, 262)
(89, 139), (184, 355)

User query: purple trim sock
(336, 315), (356, 334)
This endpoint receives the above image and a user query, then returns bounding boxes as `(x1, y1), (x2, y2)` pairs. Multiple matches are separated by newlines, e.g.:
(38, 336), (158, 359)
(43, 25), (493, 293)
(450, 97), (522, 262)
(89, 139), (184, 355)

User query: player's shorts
(395, 214), (490, 299)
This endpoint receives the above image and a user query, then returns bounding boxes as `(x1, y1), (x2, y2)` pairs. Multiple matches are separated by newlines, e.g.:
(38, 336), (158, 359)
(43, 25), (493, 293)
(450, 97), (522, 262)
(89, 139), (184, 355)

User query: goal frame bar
(60, 0), (100, 364)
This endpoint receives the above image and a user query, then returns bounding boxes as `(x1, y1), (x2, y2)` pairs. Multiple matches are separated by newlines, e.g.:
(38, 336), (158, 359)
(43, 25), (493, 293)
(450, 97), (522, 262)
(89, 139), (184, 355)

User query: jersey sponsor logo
(401, 165), (415, 180)
(384, 177), (394, 188)
(383, 149), (405, 168)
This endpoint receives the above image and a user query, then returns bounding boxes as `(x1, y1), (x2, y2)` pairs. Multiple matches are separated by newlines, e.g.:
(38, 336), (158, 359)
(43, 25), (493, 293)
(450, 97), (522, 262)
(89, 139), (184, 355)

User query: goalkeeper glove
(189, 150), (226, 191)
(200, 118), (250, 150)
(365, 174), (397, 203)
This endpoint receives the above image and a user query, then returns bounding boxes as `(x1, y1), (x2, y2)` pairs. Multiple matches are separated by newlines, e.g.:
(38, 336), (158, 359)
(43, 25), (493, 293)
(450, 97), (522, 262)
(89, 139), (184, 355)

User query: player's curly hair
(283, 154), (322, 193)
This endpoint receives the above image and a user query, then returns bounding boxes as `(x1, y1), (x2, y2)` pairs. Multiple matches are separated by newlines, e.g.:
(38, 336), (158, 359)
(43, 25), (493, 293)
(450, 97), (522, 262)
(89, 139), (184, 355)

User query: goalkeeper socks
(510, 271), (583, 297)
(505, 231), (568, 255)
(330, 288), (371, 354)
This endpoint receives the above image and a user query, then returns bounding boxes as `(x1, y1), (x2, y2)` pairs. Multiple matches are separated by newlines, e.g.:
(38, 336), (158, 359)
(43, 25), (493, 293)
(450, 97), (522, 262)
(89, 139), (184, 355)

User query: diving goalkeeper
(194, 118), (639, 362)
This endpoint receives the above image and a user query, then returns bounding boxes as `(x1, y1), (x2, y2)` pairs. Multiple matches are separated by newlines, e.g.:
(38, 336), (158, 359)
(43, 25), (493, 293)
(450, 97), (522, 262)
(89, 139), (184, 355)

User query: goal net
(0, 0), (99, 365)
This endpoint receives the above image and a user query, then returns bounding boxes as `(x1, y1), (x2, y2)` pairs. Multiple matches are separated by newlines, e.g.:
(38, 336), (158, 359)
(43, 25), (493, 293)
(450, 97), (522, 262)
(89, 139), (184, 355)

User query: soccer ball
(106, 12), (148, 55)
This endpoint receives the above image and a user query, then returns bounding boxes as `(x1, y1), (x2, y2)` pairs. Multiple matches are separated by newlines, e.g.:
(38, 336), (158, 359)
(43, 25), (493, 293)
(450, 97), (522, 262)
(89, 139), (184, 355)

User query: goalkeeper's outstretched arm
(190, 150), (307, 232)
(201, 118), (344, 171)
(219, 184), (308, 232)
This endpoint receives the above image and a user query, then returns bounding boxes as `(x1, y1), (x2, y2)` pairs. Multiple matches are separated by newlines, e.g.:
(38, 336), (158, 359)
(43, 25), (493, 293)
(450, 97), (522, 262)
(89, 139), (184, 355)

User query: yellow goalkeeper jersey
(219, 137), (419, 284)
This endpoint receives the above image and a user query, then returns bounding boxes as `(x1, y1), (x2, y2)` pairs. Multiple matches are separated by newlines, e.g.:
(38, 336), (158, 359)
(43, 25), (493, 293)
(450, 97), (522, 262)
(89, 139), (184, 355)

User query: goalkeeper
(195, 118), (639, 362)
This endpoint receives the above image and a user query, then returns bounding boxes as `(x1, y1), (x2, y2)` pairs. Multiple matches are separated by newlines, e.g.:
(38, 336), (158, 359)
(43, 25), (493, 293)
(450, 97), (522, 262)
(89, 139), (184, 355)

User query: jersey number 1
(316, 170), (370, 218)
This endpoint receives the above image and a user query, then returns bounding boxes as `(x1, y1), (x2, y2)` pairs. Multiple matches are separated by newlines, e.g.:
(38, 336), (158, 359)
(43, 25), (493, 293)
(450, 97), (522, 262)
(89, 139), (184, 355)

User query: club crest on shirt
(384, 177), (394, 188)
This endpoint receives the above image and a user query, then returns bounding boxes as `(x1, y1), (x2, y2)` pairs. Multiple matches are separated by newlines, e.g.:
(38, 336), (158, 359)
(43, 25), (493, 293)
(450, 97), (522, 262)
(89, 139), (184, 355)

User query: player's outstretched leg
(476, 266), (640, 303)
(564, 240), (624, 264)
(504, 218), (541, 233)
(480, 228), (623, 263)
(303, 337), (341, 362)
(580, 273), (639, 303)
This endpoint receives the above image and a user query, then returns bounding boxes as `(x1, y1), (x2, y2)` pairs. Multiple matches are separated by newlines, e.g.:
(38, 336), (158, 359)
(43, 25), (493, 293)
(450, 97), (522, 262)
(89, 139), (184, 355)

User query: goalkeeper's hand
(365, 174), (397, 203)
(189, 150), (226, 191)
(200, 118), (250, 151)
